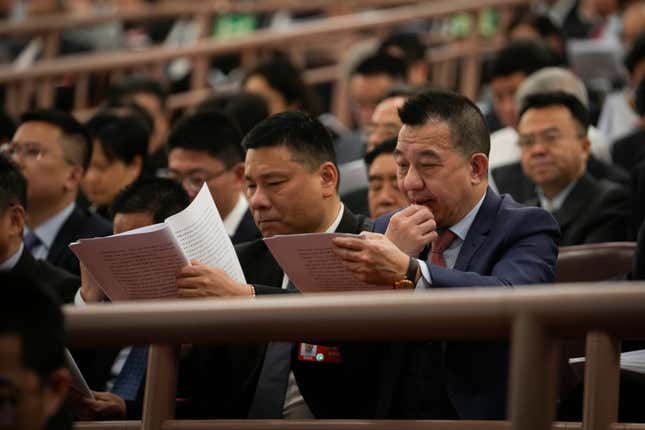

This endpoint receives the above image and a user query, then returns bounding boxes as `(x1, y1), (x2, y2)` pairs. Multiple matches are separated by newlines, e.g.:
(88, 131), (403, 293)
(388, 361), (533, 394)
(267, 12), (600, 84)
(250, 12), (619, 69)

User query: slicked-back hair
(0, 272), (64, 381)
(167, 110), (244, 168)
(519, 91), (590, 133)
(365, 138), (397, 167)
(352, 52), (408, 80)
(488, 40), (560, 81)
(86, 113), (149, 165)
(19, 109), (93, 170)
(0, 155), (27, 211)
(398, 90), (490, 157)
(110, 177), (190, 223)
(196, 91), (270, 137)
(242, 111), (337, 172)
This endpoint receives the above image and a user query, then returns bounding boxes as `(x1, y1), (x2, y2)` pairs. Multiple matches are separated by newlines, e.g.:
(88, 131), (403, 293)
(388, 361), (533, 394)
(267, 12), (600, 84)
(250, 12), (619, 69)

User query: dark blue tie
(248, 342), (293, 418)
(111, 346), (148, 401)
(23, 232), (41, 254)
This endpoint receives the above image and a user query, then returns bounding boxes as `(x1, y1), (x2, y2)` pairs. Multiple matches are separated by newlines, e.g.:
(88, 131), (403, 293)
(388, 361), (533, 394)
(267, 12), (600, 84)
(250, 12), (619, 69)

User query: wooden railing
(65, 284), (645, 430)
(0, 0), (529, 123)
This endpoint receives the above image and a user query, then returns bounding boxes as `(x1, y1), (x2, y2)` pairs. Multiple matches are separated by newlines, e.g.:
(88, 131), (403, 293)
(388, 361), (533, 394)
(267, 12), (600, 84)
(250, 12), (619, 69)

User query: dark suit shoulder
(231, 210), (261, 245)
(13, 249), (79, 304)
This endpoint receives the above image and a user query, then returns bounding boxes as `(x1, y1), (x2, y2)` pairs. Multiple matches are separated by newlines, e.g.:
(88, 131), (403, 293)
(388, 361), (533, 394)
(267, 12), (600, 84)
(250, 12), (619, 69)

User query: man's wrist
(393, 257), (419, 289)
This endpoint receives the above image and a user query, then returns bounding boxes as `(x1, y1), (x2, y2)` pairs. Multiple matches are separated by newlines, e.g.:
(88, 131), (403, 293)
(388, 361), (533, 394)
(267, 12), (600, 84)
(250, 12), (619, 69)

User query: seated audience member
(486, 40), (559, 170)
(107, 78), (170, 175)
(332, 90), (560, 419)
(195, 91), (270, 136)
(492, 67), (627, 201)
(365, 139), (407, 218)
(517, 92), (630, 245)
(0, 273), (71, 430)
(349, 52), (407, 130)
(0, 156), (78, 303)
(73, 177), (190, 420)
(505, 9), (567, 64)
(598, 31), (645, 146)
(82, 113), (148, 219)
(242, 54), (320, 116)
(533, 0), (591, 39)
(167, 110), (260, 244)
(3, 109), (112, 276)
(176, 111), (373, 419)
(612, 78), (645, 171)
(377, 32), (429, 85)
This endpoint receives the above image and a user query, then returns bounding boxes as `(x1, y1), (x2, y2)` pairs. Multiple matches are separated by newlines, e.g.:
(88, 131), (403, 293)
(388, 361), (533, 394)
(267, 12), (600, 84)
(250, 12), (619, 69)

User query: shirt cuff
(415, 259), (432, 290)
(74, 288), (87, 307)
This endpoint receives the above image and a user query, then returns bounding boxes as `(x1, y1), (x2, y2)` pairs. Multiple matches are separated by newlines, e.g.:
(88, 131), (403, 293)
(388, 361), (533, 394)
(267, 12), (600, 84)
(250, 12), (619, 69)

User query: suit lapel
(453, 188), (499, 271)
(46, 206), (79, 265)
(551, 174), (593, 231)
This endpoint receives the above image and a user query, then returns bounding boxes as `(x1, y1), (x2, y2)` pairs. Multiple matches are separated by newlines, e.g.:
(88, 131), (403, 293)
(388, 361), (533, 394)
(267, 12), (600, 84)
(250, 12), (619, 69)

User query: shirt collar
(222, 194), (249, 237)
(537, 179), (577, 212)
(0, 243), (24, 271)
(26, 202), (75, 251)
(447, 192), (486, 241)
(326, 203), (345, 233)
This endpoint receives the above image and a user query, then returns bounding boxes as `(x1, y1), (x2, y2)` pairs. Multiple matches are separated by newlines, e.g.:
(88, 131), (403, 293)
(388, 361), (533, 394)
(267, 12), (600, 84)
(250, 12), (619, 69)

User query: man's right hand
(79, 263), (106, 303)
(385, 205), (438, 256)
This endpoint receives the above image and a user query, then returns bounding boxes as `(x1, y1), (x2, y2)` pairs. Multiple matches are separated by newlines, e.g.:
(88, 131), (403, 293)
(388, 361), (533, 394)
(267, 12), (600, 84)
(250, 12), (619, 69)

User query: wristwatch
(393, 257), (419, 290)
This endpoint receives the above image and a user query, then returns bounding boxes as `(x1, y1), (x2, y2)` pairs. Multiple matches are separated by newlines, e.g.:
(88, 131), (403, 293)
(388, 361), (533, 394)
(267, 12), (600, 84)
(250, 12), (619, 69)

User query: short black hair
(378, 32), (426, 64)
(519, 91), (590, 132)
(0, 109), (16, 143)
(625, 31), (645, 74)
(101, 98), (155, 135)
(111, 177), (190, 223)
(196, 91), (270, 136)
(19, 109), (93, 170)
(167, 110), (244, 168)
(365, 138), (397, 167)
(86, 113), (149, 165)
(0, 155), (27, 211)
(506, 10), (564, 41)
(352, 52), (408, 80)
(398, 89), (490, 157)
(489, 40), (560, 81)
(242, 111), (337, 171)
(636, 78), (645, 116)
(107, 77), (167, 108)
(242, 54), (321, 115)
(0, 272), (64, 381)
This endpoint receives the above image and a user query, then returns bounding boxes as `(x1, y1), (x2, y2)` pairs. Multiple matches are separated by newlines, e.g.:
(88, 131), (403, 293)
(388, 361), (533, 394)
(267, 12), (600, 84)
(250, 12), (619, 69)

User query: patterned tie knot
(23, 231), (41, 253)
(431, 229), (457, 255)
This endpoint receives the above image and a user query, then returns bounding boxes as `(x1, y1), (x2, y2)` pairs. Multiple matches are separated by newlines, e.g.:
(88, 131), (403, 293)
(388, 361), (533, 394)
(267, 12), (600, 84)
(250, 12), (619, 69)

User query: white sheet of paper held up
(65, 349), (94, 399)
(264, 232), (389, 292)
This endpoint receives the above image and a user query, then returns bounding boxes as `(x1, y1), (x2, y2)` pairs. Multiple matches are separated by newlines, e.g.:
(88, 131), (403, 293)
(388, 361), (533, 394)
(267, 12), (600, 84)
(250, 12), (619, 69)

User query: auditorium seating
(556, 242), (636, 283)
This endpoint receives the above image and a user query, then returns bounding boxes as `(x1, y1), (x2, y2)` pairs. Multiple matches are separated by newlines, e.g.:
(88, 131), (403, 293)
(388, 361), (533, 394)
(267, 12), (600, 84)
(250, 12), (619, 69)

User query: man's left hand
(176, 260), (253, 298)
(332, 232), (410, 286)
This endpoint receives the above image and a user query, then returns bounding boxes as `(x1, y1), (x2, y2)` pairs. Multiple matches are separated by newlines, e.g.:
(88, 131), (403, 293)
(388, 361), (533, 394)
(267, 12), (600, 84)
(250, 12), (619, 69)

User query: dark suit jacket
(9, 247), (79, 304)
(178, 207), (374, 419)
(230, 209), (261, 245)
(363, 188), (560, 419)
(492, 155), (630, 204)
(525, 174), (631, 246)
(611, 128), (645, 173)
(47, 205), (112, 276)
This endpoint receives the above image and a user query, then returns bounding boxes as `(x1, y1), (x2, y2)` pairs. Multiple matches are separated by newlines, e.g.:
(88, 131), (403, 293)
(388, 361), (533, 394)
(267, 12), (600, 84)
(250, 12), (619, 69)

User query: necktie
(248, 342), (293, 418)
(111, 346), (148, 401)
(429, 230), (457, 268)
(23, 231), (41, 254)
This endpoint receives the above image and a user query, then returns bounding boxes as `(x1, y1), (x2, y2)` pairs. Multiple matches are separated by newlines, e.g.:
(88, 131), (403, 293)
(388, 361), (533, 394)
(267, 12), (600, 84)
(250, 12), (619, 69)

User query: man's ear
(9, 204), (26, 236)
(232, 162), (246, 191)
(64, 165), (84, 192)
(470, 153), (489, 185)
(319, 162), (339, 197)
(43, 367), (70, 420)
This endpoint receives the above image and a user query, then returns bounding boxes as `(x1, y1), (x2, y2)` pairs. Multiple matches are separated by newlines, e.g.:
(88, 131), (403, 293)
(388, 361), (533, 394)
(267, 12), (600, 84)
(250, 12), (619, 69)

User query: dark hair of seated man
(110, 177), (190, 224)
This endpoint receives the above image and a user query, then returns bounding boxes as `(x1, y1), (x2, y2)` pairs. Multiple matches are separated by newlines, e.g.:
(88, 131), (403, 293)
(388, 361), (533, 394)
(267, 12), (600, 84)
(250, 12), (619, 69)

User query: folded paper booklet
(264, 232), (390, 293)
(70, 184), (246, 301)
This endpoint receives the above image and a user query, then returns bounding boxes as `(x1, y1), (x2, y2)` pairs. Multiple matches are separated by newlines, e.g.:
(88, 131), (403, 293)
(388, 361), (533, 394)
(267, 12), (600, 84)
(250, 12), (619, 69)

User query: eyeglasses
(517, 130), (585, 150)
(0, 141), (72, 164)
(166, 169), (229, 192)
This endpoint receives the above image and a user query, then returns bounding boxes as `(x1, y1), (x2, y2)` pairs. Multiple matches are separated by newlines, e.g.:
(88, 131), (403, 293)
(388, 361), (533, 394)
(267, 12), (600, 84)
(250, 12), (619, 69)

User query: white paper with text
(264, 232), (388, 292)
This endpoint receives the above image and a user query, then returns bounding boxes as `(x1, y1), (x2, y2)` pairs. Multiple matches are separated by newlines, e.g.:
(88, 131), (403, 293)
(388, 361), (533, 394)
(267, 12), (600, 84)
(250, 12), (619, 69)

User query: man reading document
(332, 90), (560, 419)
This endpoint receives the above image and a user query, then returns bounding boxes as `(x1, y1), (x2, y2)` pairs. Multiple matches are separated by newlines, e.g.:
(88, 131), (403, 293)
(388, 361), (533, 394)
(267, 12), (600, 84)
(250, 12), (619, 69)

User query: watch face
(393, 279), (414, 290)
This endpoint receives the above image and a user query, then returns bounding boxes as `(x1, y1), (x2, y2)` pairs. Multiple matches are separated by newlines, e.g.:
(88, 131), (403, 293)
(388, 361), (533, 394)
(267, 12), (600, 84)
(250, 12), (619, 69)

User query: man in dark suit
(5, 109), (112, 276)
(517, 92), (631, 245)
(167, 109), (260, 245)
(175, 112), (373, 419)
(0, 155), (79, 303)
(332, 90), (560, 419)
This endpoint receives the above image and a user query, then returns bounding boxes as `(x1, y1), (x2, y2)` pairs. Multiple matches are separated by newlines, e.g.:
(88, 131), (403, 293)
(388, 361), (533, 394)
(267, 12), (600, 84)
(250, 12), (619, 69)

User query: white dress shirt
(222, 194), (249, 237)
(25, 202), (75, 260)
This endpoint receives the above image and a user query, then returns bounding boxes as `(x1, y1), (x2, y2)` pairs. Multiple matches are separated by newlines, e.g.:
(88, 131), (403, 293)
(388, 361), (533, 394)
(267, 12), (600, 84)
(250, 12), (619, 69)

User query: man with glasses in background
(2, 109), (112, 276)
(166, 109), (260, 244)
(517, 92), (630, 245)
